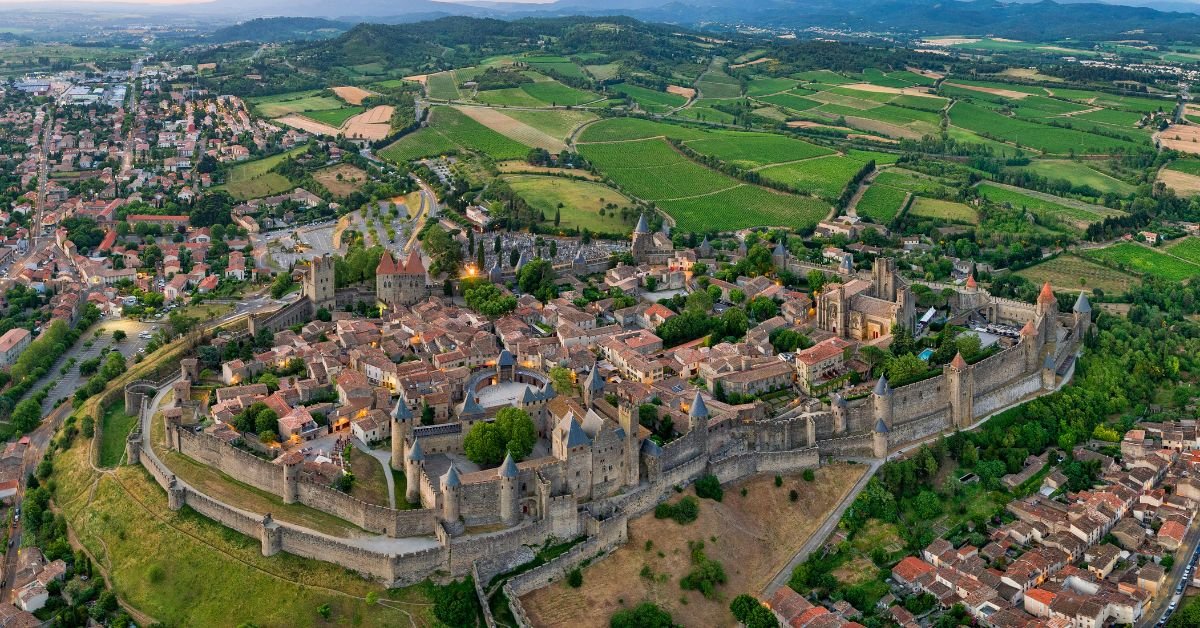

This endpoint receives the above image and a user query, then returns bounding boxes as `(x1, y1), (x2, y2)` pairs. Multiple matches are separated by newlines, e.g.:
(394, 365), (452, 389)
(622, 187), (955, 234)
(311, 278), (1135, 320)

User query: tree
(463, 407), (536, 465)
(463, 283), (517, 318)
(885, 353), (930, 384)
(549, 366), (576, 395)
(517, 259), (557, 301)
(112, 330), (126, 342)
(731, 595), (779, 628)
(747, 296), (778, 321)
(695, 474), (723, 501)
(191, 190), (235, 227)
(254, 408), (279, 435)
(567, 567), (583, 588)
(610, 603), (675, 628)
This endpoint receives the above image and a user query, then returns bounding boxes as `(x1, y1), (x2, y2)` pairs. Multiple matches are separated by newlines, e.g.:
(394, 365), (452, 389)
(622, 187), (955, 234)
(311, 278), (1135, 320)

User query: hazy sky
(0, 0), (560, 3)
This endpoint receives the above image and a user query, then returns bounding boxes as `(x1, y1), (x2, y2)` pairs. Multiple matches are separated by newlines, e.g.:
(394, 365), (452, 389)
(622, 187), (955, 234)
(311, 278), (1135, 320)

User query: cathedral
(816, 257), (917, 340)
(630, 213), (674, 265)
(376, 249), (428, 309)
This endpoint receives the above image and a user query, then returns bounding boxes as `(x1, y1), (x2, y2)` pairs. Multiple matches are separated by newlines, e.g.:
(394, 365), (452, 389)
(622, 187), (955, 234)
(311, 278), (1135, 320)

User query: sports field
(503, 175), (635, 233)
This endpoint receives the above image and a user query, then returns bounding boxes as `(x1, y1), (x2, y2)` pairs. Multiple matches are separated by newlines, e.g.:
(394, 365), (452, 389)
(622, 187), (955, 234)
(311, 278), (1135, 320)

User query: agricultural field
(501, 108), (598, 140)
(793, 70), (855, 85)
(757, 154), (870, 200)
(522, 80), (601, 106)
(1083, 242), (1200, 282)
(380, 106), (528, 162)
(453, 106), (567, 152)
(872, 169), (957, 196)
(524, 55), (588, 79)
(657, 185), (830, 232)
(754, 91), (822, 113)
(301, 106), (364, 127)
(577, 117), (709, 143)
(674, 102), (737, 124)
(976, 183), (1120, 230)
(1011, 160), (1135, 196)
(681, 131), (833, 168)
(855, 182), (908, 224)
(1165, 237), (1200, 266)
(426, 71), (461, 100)
(503, 175), (636, 233)
(747, 77), (799, 96)
(608, 83), (688, 113)
(249, 90), (344, 118)
(949, 102), (1144, 154)
(217, 146), (307, 200)
(474, 87), (546, 107)
(1167, 159), (1200, 176)
(696, 67), (743, 99)
(907, 197), (978, 223)
(1016, 255), (1138, 294)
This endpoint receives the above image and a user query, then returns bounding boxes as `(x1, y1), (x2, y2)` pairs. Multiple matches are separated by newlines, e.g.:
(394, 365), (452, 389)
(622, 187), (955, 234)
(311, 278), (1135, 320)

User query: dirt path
(844, 167), (881, 217)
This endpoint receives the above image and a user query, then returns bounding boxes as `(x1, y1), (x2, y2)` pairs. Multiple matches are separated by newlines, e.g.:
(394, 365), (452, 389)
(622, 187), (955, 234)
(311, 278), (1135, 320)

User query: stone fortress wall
(125, 273), (1089, 593)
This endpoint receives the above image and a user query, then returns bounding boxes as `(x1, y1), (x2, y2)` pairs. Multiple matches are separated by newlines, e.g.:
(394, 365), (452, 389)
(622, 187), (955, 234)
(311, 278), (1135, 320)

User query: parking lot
(37, 318), (162, 412)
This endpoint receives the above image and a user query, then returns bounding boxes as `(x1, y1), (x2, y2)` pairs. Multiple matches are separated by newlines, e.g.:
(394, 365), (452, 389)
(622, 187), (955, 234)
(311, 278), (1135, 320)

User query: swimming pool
(918, 348), (934, 361)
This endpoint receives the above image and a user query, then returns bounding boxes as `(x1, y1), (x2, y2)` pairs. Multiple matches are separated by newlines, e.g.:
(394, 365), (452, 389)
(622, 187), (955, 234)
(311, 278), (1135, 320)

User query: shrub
(316, 604), (331, 620)
(610, 602), (675, 628)
(80, 417), (95, 438)
(430, 578), (481, 627)
(774, 475), (783, 487)
(567, 567), (583, 588)
(680, 541), (727, 599)
(789, 489), (799, 502)
(654, 496), (699, 525)
(695, 474), (723, 502)
(803, 469), (815, 482)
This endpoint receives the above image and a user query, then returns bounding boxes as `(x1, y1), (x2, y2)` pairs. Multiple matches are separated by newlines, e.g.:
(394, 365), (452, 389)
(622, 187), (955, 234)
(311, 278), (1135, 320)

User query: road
(120, 63), (141, 176)
(1140, 519), (1200, 627)
(31, 106), (53, 249)
(763, 459), (882, 597)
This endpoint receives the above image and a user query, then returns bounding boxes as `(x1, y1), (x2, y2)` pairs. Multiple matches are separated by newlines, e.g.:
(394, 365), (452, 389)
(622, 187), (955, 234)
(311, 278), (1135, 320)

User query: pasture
(503, 175), (636, 233)
(1016, 255), (1138, 294)
(1083, 243), (1200, 282)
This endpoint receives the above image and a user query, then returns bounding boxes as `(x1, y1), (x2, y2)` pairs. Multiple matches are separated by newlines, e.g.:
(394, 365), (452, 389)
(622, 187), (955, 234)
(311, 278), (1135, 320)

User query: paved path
(139, 375), (439, 553)
(1140, 517), (1200, 627)
(352, 439), (396, 509)
(763, 459), (881, 597)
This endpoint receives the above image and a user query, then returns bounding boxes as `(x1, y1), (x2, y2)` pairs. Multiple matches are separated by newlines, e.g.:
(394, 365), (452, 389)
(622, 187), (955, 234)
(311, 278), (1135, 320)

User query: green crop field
(427, 71), (461, 100)
(475, 87), (546, 107)
(249, 90), (344, 118)
(872, 169), (955, 195)
(697, 70), (742, 99)
(682, 131), (832, 168)
(1012, 160), (1135, 196)
(501, 108), (598, 139)
(976, 183), (1117, 228)
(908, 197), (978, 223)
(793, 70), (854, 85)
(503, 175), (636, 233)
(856, 183), (908, 224)
(1017, 255), (1137, 294)
(522, 80), (600, 106)
(585, 63), (621, 81)
(949, 102), (1143, 154)
(1166, 237), (1200, 266)
(577, 118), (708, 142)
(1083, 243), (1200, 282)
(747, 77), (799, 96)
(302, 106), (363, 127)
(578, 135), (828, 231)
(657, 185), (829, 232)
(608, 83), (687, 113)
(755, 92), (821, 112)
(217, 146), (307, 200)
(891, 95), (946, 111)
(757, 154), (869, 200)
(1168, 159), (1200, 176)
(380, 106), (528, 162)
(674, 104), (737, 124)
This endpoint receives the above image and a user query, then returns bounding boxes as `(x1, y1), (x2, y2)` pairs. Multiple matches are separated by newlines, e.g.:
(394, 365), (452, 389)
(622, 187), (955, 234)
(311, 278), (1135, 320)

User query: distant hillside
(207, 17), (351, 43)
(296, 15), (704, 73)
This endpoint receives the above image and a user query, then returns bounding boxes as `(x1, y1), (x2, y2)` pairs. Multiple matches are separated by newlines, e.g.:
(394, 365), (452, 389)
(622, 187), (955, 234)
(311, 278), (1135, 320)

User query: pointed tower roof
(461, 387), (483, 415)
(1044, 354), (1056, 370)
(521, 385), (536, 404)
(874, 418), (890, 434)
(689, 390), (709, 419)
(497, 349), (516, 367)
(406, 438), (424, 461)
(392, 398), (412, 421)
(574, 247), (586, 263)
(773, 240), (787, 256)
(949, 352), (968, 371)
(515, 250), (529, 273)
(541, 381), (556, 400)
(634, 212), (650, 234)
(966, 274), (977, 289)
(831, 392), (847, 408)
(558, 412), (592, 448)
(1037, 282), (1055, 304)
(402, 248), (425, 275)
(441, 463), (461, 489)
(1020, 320), (1037, 337)
(1073, 291), (1091, 314)
(841, 253), (854, 273)
(499, 452), (519, 478)
(377, 250), (397, 275)
(585, 362), (605, 392)
(873, 375), (891, 396)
